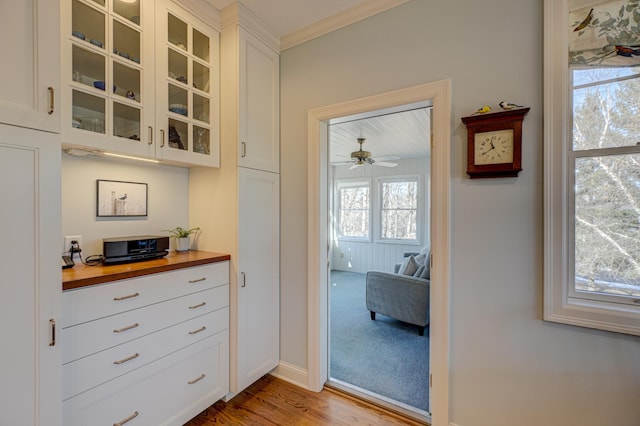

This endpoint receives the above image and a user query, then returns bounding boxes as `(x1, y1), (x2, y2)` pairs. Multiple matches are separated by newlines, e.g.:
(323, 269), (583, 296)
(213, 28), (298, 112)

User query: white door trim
(307, 79), (451, 426)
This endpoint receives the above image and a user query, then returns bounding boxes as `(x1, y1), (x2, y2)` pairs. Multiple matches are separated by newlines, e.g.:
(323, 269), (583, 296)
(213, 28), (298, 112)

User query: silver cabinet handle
(113, 292), (139, 301)
(148, 126), (153, 145)
(241, 141), (247, 157)
(47, 87), (54, 115)
(188, 326), (206, 335)
(113, 353), (139, 365)
(114, 411), (139, 426)
(188, 277), (206, 284)
(187, 374), (206, 385)
(49, 319), (56, 347)
(160, 129), (165, 147)
(241, 272), (246, 287)
(188, 302), (206, 309)
(113, 323), (139, 333)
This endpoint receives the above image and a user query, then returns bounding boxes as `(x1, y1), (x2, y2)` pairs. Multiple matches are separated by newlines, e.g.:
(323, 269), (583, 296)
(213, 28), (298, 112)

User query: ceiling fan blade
(373, 161), (398, 167)
(374, 155), (401, 162)
(349, 163), (363, 170)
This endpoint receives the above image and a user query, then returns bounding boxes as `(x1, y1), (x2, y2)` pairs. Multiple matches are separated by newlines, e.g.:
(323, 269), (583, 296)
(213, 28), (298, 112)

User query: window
(380, 178), (418, 241)
(544, 0), (640, 335)
(337, 180), (370, 240)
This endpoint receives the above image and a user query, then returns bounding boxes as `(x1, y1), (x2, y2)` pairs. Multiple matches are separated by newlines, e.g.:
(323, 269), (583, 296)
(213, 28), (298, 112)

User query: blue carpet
(329, 270), (429, 412)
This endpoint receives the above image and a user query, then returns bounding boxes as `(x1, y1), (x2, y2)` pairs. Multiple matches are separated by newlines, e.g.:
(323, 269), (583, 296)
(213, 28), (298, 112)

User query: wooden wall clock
(461, 107), (530, 179)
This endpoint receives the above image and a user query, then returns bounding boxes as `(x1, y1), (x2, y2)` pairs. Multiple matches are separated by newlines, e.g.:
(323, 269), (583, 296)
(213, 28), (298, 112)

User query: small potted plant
(164, 226), (200, 252)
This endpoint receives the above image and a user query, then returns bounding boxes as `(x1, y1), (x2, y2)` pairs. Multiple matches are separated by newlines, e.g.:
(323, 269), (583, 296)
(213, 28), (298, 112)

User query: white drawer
(63, 307), (229, 400)
(62, 285), (229, 364)
(63, 261), (229, 327)
(63, 331), (229, 426)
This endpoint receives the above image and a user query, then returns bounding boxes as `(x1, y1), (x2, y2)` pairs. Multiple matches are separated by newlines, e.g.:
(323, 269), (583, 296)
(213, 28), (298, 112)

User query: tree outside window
(380, 179), (418, 241)
(337, 182), (370, 239)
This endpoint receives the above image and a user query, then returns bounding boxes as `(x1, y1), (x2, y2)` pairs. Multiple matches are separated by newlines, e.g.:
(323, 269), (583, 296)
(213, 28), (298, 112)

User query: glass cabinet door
(66, 0), (151, 155)
(160, 7), (219, 166)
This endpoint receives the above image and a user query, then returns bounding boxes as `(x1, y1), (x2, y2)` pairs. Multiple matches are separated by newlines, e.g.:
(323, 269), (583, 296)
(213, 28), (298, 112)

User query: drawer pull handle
(49, 319), (56, 347)
(148, 126), (153, 145)
(188, 277), (206, 284)
(113, 353), (139, 365)
(113, 292), (140, 301)
(188, 302), (206, 309)
(48, 86), (55, 114)
(113, 323), (140, 333)
(188, 373), (206, 385)
(114, 411), (139, 426)
(189, 326), (206, 335)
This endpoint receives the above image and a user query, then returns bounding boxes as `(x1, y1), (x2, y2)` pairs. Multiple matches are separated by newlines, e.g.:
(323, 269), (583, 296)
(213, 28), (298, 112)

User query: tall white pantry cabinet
(0, 1), (62, 426)
(220, 3), (281, 395)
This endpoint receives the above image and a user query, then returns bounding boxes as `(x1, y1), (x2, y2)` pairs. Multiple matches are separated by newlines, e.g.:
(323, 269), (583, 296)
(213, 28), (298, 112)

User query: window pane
(338, 185), (369, 239)
(340, 210), (369, 238)
(381, 210), (417, 239)
(573, 67), (640, 151)
(574, 154), (640, 298)
(382, 181), (417, 208)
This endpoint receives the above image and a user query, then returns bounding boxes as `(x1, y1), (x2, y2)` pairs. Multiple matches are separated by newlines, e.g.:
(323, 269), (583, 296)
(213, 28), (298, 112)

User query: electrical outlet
(64, 235), (83, 253)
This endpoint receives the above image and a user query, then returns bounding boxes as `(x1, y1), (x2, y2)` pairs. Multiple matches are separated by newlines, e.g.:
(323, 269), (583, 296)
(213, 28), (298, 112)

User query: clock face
(474, 129), (514, 165)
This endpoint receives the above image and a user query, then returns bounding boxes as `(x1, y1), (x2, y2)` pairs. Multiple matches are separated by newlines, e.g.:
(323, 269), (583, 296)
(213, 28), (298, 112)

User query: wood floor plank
(185, 375), (426, 425)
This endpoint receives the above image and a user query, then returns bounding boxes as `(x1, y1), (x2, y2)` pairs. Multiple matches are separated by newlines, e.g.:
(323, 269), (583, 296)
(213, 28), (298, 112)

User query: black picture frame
(96, 179), (148, 217)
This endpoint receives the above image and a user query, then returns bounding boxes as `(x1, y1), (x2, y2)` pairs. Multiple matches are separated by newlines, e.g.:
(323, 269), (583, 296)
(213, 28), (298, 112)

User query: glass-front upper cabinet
(156, 4), (219, 167)
(62, 0), (155, 158)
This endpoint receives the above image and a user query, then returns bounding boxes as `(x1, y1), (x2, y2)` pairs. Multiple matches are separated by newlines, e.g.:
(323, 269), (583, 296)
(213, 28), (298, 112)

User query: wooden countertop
(62, 250), (231, 291)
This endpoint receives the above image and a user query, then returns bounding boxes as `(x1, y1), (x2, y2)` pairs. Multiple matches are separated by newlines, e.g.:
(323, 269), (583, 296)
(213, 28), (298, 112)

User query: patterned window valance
(570, 0), (640, 66)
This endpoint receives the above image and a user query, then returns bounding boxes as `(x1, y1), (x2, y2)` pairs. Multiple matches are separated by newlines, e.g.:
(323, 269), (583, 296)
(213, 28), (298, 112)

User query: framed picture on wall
(96, 179), (148, 217)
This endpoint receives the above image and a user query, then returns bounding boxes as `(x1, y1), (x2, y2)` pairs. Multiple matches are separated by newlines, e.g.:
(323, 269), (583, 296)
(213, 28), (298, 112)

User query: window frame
(377, 175), (421, 244)
(335, 178), (372, 242)
(544, 0), (640, 336)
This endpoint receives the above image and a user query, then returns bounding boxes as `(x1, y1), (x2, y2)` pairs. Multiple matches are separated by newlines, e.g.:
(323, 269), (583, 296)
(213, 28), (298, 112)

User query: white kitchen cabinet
(0, 0), (60, 132)
(0, 124), (61, 426)
(237, 167), (280, 392)
(238, 27), (280, 173)
(62, 261), (229, 425)
(61, 0), (219, 167)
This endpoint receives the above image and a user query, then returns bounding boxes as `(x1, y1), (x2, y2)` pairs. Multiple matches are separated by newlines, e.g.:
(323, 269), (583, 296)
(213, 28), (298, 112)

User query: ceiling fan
(341, 137), (399, 170)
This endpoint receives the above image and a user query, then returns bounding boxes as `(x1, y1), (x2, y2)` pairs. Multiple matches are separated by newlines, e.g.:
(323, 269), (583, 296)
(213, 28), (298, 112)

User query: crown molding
(174, 0), (221, 31)
(280, 0), (410, 51)
(221, 2), (280, 52)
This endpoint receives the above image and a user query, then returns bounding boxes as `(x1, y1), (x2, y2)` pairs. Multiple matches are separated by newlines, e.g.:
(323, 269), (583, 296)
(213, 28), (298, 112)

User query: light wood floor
(184, 375), (426, 425)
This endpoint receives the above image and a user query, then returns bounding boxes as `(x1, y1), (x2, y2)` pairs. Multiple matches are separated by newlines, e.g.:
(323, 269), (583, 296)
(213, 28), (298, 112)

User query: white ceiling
(329, 107), (431, 165)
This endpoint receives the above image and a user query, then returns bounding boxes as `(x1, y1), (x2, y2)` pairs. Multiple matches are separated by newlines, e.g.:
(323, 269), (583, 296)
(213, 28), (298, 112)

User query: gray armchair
(365, 251), (430, 336)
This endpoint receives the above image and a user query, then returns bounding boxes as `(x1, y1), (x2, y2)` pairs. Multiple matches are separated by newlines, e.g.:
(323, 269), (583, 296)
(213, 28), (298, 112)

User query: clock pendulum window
(461, 107), (530, 178)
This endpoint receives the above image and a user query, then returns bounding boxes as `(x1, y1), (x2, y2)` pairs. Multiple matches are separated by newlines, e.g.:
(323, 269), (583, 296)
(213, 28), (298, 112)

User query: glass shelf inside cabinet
(72, 45), (105, 90)
(114, 102), (141, 141)
(168, 14), (187, 51)
(193, 125), (210, 155)
(193, 29), (210, 62)
(113, 62), (140, 102)
(113, 0), (140, 26)
(72, 0), (105, 50)
(168, 49), (188, 86)
(168, 119), (188, 151)
(193, 94), (209, 123)
(113, 20), (141, 64)
(73, 90), (106, 134)
(168, 84), (188, 117)
(193, 62), (210, 93)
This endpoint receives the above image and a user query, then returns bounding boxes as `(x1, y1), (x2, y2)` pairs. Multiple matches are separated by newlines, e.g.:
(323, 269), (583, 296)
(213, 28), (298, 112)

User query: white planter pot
(176, 237), (191, 252)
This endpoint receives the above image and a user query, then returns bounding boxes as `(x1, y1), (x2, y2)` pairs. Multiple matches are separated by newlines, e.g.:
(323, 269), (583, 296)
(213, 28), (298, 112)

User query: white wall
(280, 1), (640, 425)
(61, 154), (189, 256)
(331, 157), (429, 273)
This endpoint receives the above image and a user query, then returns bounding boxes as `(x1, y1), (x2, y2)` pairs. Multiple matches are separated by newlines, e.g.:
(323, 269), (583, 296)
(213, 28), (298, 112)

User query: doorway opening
(327, 104), (431, 419)
(306, 80), (451, 426)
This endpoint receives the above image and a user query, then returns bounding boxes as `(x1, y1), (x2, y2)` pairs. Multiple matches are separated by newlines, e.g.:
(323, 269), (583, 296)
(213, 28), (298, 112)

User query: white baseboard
(269, 361), (310, 390)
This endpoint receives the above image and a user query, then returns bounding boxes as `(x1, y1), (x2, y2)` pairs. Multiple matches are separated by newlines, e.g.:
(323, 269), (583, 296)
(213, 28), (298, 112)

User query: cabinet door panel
(0, 124), (61, 426)
(237, 168), (280, 391)
(238, 28), (279, 172)
(0, 0), (60, 132)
